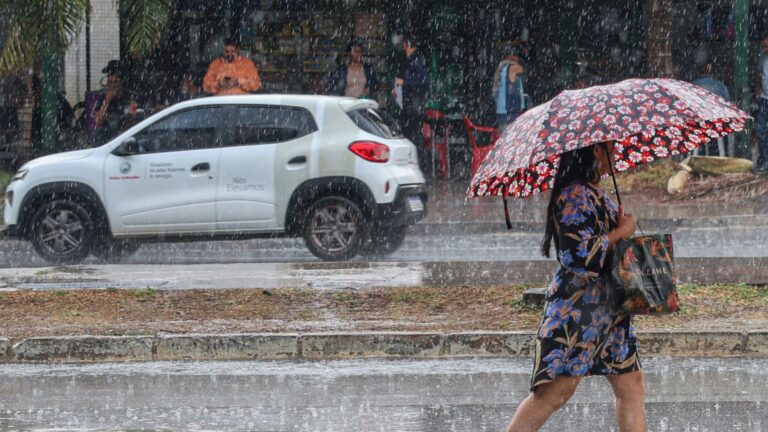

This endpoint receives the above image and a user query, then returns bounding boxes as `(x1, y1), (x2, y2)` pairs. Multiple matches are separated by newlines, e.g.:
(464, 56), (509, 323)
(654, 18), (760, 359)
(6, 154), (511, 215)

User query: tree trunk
(647, 0), (675, 78)
(17, 74), (34, 166)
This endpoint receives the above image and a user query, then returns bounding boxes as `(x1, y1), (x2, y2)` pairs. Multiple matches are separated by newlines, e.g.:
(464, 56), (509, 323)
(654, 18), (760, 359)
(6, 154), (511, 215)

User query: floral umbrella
(467, 78), (750, 199)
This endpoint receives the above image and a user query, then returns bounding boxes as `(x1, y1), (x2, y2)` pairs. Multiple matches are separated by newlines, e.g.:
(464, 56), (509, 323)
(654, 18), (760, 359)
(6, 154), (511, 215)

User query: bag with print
(609, 233), (680, 315)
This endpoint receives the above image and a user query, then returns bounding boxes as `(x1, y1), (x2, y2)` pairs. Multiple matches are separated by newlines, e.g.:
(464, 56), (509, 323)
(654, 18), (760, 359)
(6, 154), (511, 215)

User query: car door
(216, 104), (317, 231)
(104, 106), (226, 235)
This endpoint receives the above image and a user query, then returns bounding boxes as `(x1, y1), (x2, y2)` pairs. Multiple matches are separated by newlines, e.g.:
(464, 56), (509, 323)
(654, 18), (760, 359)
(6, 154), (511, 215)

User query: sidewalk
(414, 179), (768, 234)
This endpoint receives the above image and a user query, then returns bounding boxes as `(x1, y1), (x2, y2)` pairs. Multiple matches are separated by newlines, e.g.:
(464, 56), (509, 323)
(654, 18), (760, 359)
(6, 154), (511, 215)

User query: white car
(3, 95), (427, 263)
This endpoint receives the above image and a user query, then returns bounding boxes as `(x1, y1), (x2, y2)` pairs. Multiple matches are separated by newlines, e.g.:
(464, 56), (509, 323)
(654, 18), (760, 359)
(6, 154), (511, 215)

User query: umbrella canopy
(467, 78), (750, 198)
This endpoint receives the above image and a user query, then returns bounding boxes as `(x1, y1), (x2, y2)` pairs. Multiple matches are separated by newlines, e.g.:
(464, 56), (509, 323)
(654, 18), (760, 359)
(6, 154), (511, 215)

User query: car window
(227, 105), (318, 146)
(133, 106), (226, 154)
(346, 108), (397, 139)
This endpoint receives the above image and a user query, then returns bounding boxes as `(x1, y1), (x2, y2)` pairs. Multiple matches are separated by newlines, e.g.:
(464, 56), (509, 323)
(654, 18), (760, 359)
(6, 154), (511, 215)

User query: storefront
(66, 0), (765, 157)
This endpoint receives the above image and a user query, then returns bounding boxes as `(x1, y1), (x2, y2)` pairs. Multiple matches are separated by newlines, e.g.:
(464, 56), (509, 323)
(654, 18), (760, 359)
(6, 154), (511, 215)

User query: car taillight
(348, 141), (390, 163)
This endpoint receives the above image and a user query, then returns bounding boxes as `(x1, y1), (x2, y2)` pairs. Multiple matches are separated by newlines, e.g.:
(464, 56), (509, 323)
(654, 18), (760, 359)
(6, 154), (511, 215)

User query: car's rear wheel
(30, 199), (94, 265)
(303, 196), (366, 261)
(92, 238), (142, 263)
(360, 226), (407, 258)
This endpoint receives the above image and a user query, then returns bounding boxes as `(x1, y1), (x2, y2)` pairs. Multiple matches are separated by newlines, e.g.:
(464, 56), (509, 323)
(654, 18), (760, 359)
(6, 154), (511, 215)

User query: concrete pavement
(1, 357), (766, 431)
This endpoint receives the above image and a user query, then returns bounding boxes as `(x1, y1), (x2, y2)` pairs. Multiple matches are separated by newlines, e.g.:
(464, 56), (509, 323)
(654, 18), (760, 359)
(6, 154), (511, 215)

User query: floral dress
(530, 182), (641, 391)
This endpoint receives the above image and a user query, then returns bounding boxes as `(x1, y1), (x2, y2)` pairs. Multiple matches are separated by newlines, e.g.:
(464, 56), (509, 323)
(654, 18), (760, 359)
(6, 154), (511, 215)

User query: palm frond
(120, 0), (175, 56)
(0, 0), (174, 74)
(0, 0), (88, 73)
(0, 23), (31, 74)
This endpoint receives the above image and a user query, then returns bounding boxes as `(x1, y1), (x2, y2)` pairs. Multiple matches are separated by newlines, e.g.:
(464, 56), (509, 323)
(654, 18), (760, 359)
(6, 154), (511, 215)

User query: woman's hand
(607, 206), (637, 248)
(616, 206), (637, 238)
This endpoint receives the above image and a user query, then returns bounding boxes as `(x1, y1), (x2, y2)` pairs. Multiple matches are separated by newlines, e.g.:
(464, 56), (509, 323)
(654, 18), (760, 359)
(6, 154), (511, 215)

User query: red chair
(462, 115), (499, 176)
(422, 109), (450, 179)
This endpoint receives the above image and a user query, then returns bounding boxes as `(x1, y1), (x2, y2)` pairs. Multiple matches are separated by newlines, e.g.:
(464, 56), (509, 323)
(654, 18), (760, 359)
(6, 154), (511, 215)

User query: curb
(2, 331), (766, 363)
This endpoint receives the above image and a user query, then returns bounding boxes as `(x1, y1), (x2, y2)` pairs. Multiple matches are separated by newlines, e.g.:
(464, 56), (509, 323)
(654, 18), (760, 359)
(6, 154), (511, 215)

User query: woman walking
(505, 142), (647, 432)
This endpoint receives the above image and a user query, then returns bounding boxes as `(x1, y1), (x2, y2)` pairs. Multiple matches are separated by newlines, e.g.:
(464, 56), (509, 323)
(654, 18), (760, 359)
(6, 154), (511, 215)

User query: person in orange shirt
(203, 39), (262, 95)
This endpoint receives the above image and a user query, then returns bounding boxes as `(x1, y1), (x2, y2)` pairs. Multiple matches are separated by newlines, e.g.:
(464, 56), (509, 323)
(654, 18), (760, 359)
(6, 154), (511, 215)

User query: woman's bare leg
(606, 370), (647, 432)
(505, 375), (581, 432)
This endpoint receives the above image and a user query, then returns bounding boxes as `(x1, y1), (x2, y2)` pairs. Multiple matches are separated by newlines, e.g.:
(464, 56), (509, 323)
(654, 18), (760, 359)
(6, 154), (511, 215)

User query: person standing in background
(94, 61), (135, 145)
(328, 42), (378, 98)
(203, 39), (262, 96)
(755, 36), (768, 173)
(493, 45), (528, 130)
(396, 34), (429, 175)
(692, 63), (734, 157)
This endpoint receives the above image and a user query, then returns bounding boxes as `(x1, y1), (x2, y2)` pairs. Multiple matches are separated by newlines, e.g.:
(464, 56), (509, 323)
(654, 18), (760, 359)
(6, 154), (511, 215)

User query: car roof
(170, 94), (379, 112)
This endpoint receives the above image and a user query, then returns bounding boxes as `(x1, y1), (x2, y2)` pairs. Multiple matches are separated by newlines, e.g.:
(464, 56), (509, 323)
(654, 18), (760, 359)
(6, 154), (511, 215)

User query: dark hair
(402, 34), (418, 48)
(224, 38), (238, 47)
(347, 41), (363, 52)
(501, 44), (518, 59)
(101, 59), (121, 76)
(540, 145), (601, 258)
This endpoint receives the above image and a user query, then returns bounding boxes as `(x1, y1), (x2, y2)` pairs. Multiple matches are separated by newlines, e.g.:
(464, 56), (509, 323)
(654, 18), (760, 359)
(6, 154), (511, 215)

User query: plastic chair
(462, 115), (499, 176)
(422, 109), (450, 179)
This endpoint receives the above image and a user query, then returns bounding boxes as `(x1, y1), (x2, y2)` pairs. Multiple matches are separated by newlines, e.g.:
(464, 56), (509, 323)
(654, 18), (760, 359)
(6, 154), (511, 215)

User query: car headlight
(10, 169), (28, 183)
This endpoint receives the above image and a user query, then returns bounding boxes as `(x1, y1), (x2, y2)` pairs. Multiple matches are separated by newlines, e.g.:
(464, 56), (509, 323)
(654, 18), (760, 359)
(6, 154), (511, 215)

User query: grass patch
(0, 169), (9, 215)
(297, 308), (319, 320)
(601, 159), (674, 192)
(677, 283), (768, 305)
(0, 170), (11, 193)
(132, 288), (157, 301)
(1, 284), (767, 339)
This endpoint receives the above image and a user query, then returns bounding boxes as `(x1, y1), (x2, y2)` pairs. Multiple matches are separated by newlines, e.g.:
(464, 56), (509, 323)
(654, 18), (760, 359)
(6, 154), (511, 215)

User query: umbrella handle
(606, 150), (622, 207)
(503, 197), (512, 230)
(606, 149), (645, 237)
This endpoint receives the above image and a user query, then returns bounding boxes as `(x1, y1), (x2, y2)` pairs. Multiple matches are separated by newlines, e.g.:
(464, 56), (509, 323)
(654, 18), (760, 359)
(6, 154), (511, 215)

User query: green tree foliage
(0, 0), (174, 74)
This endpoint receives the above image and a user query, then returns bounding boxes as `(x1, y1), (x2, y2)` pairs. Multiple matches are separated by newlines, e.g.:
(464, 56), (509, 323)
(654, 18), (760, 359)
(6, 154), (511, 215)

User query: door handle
(288, 155), (307, 165)
(191, 162), (210, 172)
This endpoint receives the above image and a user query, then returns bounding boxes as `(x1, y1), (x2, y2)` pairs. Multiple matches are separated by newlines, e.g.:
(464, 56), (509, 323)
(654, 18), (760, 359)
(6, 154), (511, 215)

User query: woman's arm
(554, 186), (634, 281)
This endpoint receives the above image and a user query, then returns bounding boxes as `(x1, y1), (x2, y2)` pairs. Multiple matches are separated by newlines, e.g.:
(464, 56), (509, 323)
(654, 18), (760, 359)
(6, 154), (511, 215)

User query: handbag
(602, 152), (680, 316)
(609, 234), (680, 315)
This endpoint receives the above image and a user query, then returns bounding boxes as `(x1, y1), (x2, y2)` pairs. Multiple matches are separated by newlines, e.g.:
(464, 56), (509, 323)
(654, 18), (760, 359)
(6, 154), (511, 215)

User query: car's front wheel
(303, 196), (366, 261)
(30, 199), (94, 265)
(360, 226), (407, 258)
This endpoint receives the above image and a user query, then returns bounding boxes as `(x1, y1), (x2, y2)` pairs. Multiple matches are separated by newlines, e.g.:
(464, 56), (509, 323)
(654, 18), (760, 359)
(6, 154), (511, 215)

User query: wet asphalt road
(1, 224), (767, 269)
(1, 357), (766, 431)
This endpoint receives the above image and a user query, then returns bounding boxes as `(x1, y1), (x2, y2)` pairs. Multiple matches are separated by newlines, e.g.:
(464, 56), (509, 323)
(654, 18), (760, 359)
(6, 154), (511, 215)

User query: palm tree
(0, 0), (174, 163)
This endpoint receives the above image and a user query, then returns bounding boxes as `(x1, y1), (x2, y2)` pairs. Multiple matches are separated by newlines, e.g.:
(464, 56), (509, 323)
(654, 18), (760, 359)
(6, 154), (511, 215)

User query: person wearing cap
(396, 34), (429, 175)
(203, 39), (262, 96)
(94, 61), (136, 145)
(492, 45), (529, 130)
(174, 64), (207, 103)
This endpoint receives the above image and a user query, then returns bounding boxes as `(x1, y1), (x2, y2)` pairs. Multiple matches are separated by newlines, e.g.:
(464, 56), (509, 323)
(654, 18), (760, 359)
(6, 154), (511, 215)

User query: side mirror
(113, 137), (138, 156)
